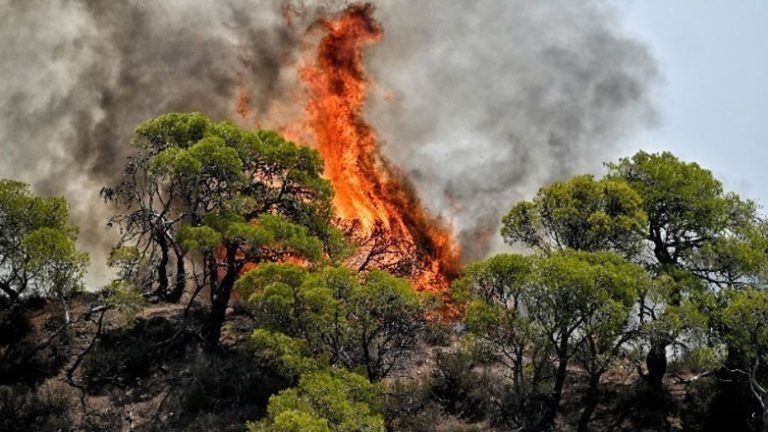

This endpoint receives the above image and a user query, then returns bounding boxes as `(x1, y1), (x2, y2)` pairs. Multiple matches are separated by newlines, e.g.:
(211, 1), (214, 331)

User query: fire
(237, 4), (461, 296)
(298, 4), (461, 293)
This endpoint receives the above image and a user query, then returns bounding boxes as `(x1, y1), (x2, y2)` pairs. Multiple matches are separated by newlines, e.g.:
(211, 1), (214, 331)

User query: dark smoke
(0, 0), (657, 284)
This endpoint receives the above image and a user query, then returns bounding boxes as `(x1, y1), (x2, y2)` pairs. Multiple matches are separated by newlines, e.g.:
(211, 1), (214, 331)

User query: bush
(682, 377), (718, 432)
(382, 379), (441, 432)
(81, 316), (191, 391)
(0, 384), (73, 432)
(181, 348), (290, 416)
(0, 308), (71, 386)
(424, 321), (453, 347)
(80, 410), (122, 432)
(430, 351), (491, 422)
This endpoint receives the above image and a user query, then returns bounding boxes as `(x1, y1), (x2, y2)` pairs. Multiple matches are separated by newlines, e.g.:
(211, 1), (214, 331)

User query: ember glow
(297, 4), (461, 293)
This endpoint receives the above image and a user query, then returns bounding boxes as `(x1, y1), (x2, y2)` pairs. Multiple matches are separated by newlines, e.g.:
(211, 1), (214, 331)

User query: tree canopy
(105, 112), (346, 347)
(0, 180), (88, 307)
(501, 174), (646, 256)
(241, 264), (433, 381)
(459, 250), (647, 430)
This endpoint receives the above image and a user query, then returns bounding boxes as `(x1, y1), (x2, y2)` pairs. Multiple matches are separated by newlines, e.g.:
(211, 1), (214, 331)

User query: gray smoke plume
(367, 0), (657, 259)
(0, 0), (656, 285)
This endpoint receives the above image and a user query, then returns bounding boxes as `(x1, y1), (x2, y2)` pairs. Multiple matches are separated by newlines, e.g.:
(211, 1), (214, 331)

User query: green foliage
(103, 281), (147, 325)
(242, 265), (432, 381)
(0, 179), (88, 302)
(179, 213), (324, 263)
(109, 112), (345, 345)
(607, 151), (766, 384)
(501, 174), (646, 255)
(460, 250), (648, 429)
(607, 150), (763, 280)
(248, 368), (384, 432)
(526, 251), (643, 340)
(106, 246), (154, 293)
(451, 253), (532, 305)
(250, 329), (318, 378)
(132, 112), (339, 252)
(722, 288), (768, 362)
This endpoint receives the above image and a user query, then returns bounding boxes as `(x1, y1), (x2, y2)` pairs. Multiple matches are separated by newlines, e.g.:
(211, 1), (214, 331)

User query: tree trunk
(155, 234), (170, 300)
(646, 341), (668, 385)
(540, 334), (570, 431)
(577, 373), (602, 432)
(166, 253), (186, 303)
(0, 281), (19, 304)
(204, 247), (238, 349)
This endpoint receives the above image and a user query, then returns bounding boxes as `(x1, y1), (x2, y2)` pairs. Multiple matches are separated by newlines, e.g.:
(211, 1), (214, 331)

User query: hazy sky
(614, 0), (768, 207)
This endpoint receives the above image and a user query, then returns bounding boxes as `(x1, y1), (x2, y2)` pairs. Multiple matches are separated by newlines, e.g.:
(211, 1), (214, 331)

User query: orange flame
(299, 4), (461, 293)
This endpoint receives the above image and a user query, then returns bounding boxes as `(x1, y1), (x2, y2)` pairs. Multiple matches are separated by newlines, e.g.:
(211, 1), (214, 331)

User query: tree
(570, 253), (650, 432)
(457, 254), (549, 429)
(460, 251), (645, 431)
(181, 213), (323, 347)
(102, 113), (212, 302)
(241, 264), (432, 381)
(608, 151), (766, 384)
(721, 288), (768, 432)
(107, 113), (343, 347)
(0, 180), (88, 317)
(501, 174), (646, 256)
(247, 368), (385, 432)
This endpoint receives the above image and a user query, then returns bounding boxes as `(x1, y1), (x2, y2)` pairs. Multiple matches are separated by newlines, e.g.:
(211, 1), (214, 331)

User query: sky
(614, 0), (768, 208)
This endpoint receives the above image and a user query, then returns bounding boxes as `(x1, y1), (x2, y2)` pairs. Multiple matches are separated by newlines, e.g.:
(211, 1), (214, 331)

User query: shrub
(0, 384), (73, 432)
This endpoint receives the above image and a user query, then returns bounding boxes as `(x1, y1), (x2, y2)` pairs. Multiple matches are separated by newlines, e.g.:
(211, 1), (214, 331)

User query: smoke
(366, 0), (658, 260)
(0, 0), (656, 284)
(0, 0), (315, 285)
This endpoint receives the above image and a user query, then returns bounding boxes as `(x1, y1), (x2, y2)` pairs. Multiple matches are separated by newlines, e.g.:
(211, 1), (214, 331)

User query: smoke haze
(0, 0), (657, 284)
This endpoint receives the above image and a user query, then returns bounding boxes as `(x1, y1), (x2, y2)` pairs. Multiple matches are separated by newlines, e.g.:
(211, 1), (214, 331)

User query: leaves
(105, 112), (337, 307)
(501, 175), (646, 256)
(248, 368), (384, 432)
(244, 265), (431, 381)
(0, 179), (87, 301)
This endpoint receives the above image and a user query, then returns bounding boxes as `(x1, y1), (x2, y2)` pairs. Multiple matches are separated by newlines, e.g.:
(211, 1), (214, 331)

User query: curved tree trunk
(155, 234), (170, 300)
(166, 253), (186, 303)
(204, 246), (238, 349)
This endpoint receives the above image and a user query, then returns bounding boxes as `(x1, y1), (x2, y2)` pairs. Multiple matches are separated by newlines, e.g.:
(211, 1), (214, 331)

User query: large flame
(237, 4), (461, 295)
(298, 4), (461, 293)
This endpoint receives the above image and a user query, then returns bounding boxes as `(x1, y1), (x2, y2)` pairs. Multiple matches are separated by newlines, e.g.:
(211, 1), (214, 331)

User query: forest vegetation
(3, 113), (768, 431)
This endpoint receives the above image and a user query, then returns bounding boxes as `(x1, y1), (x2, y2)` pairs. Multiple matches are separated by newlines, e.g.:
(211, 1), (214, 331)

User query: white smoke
(367, 0), (657, 259)
(0, 0), (657, 284)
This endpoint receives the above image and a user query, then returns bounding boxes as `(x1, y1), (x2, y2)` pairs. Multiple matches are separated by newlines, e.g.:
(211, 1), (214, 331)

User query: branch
(64, 306), (110, 411)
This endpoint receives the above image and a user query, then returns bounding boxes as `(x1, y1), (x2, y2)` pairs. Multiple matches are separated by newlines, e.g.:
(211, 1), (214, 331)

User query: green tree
(460, 251), (645, 431)
(102, 113), (212, 302)
(247, 368), (385, 432)
(501, 174), (646, 256)
(241, 265), (432, 381)
(721, 288), (768, 431)
(608, 151), (766, 384)
(0, 180), (88, 317)
(457, 254), (549, 429)
(107, 113), (344, 347)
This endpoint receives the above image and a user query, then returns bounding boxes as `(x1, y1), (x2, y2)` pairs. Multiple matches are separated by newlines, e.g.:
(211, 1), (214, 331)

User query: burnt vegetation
(4, 113), (768, 432)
